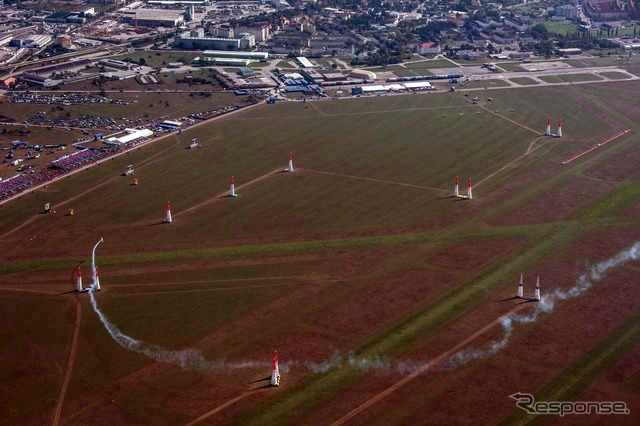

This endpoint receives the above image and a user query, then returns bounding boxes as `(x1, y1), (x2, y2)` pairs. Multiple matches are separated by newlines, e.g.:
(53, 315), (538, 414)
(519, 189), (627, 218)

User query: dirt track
(331, 304), (526, 426)
(298, 169), (450, 194)
(51, 298), (81, 426)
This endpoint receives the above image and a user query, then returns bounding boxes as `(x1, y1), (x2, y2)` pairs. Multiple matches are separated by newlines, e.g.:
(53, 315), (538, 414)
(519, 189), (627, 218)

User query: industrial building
(23, 34), (52, 48)
(173, 30), (255, 50)
(201, 50), (268, 61)
(296, 56), (314, 68)
(21, 74), (58, 87)
(98, 59), (132, 70)
(121, 9), (184, 27)
(193, 56), (251, 66)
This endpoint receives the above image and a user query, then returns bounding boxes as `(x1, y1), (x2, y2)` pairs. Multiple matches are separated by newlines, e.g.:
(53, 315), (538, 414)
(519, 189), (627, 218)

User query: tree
(531, 23), (549, 40)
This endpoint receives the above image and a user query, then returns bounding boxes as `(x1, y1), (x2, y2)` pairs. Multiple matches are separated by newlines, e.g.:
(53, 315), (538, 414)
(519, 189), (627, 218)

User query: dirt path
(331, 304), (527, 426)
(474, 139), (553, 188)
(184, 391), (252, 426)
(297, 169), (450, 194)
(175, 168), (283, 217)
(478, 106), (540, 135)
(51, 298), (82, 426)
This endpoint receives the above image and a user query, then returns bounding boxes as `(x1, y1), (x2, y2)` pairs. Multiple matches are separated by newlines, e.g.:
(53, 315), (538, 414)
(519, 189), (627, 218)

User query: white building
(235, 25), (270, 42)
(24, 34), (52, 48)
(556, 5), (578, 20)
(504, 16), (528, 32)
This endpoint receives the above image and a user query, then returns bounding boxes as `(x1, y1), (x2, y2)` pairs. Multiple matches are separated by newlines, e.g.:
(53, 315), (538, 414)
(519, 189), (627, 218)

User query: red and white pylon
(545, 117), (551, 136)
(557, 120), (562, 138)
(76, 266), (83, 292)
(93, 266), (101, 292)
(467, 178), (473, 200)
(534, 276), (541, 301)
(287, 152), (294, 173)
(164, 201), (172, 223)
(229, 176), (237, 197)
(270, 350), (281, 386)
(453, 176), (459, 197)
(517, 273), (523, 298)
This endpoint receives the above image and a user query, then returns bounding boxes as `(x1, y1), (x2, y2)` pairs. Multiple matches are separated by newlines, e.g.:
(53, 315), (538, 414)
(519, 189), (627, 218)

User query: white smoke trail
(88, 242), (640, 376)
(442, 241), (640, 369)
(89, 292), (269, 372)
(91, 237), (103, 289)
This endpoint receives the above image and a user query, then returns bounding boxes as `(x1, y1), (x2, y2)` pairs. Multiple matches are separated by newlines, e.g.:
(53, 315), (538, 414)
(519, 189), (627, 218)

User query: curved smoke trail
(89, 292), (269, 372)
(443, 241), (640, 369)
(88, 242), (640, 375)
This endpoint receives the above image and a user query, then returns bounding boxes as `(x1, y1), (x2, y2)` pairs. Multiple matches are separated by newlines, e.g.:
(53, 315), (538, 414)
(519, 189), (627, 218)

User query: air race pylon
(534, 276), (541, 301)
(467, 178), (473, 200)
(517, 273), (523, 298)
(454, 176), (459, 197)
(76, 266), (83, 292)
(270, 350), (281, 386)
(545, 117), (551, 136)
(557, 120), (562, 138)
(229, 176), (238, 197)
(163, 201), (172, 223)
(93, 266), (101, 292)
(287, 152), (294, 172)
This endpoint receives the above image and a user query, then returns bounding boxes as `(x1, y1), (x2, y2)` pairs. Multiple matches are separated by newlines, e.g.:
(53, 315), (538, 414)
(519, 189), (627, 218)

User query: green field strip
(474, 135), (640, 225)
(502, 312), (640, 426)
(232, 228), (576, 425)
(570, 85), (640, 131)
(573, 178), (640, 220)
(0, 224), (551, 275)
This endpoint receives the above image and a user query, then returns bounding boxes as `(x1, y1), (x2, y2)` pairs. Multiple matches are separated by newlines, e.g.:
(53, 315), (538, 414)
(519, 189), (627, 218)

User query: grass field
(539, 73), (604, 84)
(113, 51), (199, 69)
(1, 82), (640, 425)
(509, 77), (539, 85)
(600, 71), (633, 79)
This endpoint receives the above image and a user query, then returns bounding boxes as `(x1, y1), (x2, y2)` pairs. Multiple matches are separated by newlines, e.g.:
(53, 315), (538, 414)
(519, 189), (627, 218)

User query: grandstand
(51, 148), (100, 170)
(0, 174), (33, 199)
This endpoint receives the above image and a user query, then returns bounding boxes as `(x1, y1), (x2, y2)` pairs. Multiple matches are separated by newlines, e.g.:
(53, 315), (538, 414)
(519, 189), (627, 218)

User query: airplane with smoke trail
(85, 240), (640, 379)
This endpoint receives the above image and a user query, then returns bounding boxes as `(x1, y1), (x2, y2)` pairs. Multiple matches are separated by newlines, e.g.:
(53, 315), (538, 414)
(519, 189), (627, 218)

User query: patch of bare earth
(547, 342), (640, 426)
(306, 230), (640, 424)
(584, 140), (640, 182)
(499, 177), (615, 225)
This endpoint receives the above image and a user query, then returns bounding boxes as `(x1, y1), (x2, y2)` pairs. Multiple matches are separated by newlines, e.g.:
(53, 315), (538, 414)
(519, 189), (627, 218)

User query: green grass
(543, 21), (578, 35)
(113, 51), (199, 69)
(459, 79), (511, 89)
(510, 77), (539, 85)
(563, 59), (590, 68)
(405, 59), (458, 69)
(392, 68), (419, 77)
(276, 60), (294, 69)
(499, 62), (526, 72)
(600, 71), (632, 79)
(558, 73), (604, 83)
(248, 61), (270, 68)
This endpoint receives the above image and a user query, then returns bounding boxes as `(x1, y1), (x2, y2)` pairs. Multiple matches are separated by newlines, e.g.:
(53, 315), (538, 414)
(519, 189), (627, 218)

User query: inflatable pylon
(270, 350), (281, 386)
(76, 266), (83, 292)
